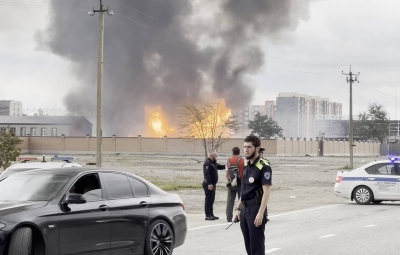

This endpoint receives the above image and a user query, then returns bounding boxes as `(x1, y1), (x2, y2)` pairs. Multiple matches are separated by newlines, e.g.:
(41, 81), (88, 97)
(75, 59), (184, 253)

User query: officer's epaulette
(255, 158), (269, 170)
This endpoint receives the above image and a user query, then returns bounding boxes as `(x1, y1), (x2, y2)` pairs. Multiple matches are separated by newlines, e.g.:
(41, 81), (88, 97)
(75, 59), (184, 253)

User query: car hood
(0, 201), (47, 216)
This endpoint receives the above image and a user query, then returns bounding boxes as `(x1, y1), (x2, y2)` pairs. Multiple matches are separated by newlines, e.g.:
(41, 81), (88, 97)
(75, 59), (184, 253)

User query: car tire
(145, 219), (174, 255)
(372, 200), (383, 204)
(353, 186), (373, 205)
(8, 227), (32, 255)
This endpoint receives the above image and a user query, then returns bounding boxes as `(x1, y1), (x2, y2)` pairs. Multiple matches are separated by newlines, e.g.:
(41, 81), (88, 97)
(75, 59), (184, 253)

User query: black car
(0, 168), (187, 255)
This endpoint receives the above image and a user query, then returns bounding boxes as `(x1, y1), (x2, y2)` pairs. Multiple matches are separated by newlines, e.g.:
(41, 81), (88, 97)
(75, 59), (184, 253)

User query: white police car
(0, 155), (81, 179)
(334, 156), (400, 205)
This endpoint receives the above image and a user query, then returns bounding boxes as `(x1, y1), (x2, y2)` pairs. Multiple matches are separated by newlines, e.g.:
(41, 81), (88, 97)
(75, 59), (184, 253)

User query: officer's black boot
(205, 215), (215, 220)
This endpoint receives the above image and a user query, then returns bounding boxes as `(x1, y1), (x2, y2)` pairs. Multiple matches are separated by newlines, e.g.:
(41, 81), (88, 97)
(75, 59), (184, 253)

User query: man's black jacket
(203, 158), (225, 185)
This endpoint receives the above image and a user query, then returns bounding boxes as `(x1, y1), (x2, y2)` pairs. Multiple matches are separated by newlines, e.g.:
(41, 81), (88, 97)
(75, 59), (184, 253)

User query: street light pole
(88, 0), (113, 167)
(342, 65), (360, 169)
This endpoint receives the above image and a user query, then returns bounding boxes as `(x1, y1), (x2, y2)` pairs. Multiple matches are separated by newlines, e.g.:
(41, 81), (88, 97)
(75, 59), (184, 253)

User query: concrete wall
(18, 136), (380, 156)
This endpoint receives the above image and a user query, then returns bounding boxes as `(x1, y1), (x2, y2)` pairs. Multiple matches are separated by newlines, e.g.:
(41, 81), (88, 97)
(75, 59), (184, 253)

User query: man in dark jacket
(203, 151), (226, 220)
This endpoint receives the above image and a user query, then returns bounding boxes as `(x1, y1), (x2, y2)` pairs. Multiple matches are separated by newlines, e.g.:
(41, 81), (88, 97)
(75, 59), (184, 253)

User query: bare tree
(177, 101), (240, 158)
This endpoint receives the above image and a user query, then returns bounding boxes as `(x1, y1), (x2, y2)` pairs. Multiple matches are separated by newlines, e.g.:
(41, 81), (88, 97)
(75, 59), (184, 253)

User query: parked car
(334, 157), (400, 205)
(0, 156), (81, 179)
(0, 168), (187, 255)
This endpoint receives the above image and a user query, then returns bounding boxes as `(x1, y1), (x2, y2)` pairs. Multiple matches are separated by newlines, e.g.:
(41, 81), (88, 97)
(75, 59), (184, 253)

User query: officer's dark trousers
(202, 182), (216, 216)
(240, 204), (266, 255)
(226, 186), (240, 221)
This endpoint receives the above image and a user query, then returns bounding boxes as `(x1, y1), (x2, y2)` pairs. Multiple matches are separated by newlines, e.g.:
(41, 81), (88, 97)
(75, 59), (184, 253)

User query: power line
(2, 0), (355, 74)
(266, 65), (339, 74)
(0, 1), (50, 9)
(0, 0), (87, 11)
(110, 14), (344, 74)
(354, 82), (397, 101)
(114, 12), (186, 47)
(108, 16), (195, 52)
(110, 0), (348, 69)
(266, 55), (347, 67)
(111, 0), (184, 31)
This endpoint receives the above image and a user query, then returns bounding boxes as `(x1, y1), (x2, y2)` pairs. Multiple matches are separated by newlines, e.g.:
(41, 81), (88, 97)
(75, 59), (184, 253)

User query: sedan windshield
(0, 168), (39, 179)
(0, 173), (70, 201)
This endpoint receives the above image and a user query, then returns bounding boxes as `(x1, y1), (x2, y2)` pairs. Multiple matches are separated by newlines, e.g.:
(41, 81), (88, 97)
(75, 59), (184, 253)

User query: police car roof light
(51, 156), (76, 163)
(388, 155), (400, 162)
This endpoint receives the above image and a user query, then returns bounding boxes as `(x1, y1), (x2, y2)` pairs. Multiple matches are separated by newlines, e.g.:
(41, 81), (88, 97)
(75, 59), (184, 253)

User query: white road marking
(189, 223), (233, 231)
(280, 165), (319, 167)
(269, 204), (343, 218)
(265, 248), (281, 253)
(364, 225), (376, 228)
(319, 234), (336, 238)
(188, 204), (343, 231)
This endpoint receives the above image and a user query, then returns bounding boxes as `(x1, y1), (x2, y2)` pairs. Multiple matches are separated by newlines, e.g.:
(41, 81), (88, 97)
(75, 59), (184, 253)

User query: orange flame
(191, 99), (233, 138)
(145, 106), (175, 137)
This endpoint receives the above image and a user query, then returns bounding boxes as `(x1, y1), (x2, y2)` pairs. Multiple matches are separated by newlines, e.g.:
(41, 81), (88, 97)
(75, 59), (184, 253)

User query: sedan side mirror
(63, 193), (87, 205)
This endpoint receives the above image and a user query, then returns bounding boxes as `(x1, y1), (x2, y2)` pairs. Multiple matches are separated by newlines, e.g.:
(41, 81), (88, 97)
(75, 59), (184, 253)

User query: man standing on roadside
(225, 146), (245, 222)
(235, 135), (272, 255)
(203, 151), (226, 220)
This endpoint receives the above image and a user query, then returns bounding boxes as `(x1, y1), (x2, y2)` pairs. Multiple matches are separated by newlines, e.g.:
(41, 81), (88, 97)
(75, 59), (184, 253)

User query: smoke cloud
(38, 0), (312, 136)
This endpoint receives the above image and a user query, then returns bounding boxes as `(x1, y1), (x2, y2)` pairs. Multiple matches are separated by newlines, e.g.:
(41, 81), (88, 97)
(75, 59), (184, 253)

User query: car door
(58, 173), (111, 255)
(100, 172), (150, 252)
(367, 163), (400, 199)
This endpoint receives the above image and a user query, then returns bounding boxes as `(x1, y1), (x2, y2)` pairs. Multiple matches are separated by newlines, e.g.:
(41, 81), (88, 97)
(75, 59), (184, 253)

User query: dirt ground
(55, 152), (384, 217)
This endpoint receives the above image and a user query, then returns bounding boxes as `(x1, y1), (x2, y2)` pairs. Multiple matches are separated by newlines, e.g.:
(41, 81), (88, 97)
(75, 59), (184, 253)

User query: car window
(69, 174), (102, 201)
(102, 173), (134, 199)
(128, 176), (148, 197)
(366, 163), (398, 175)
(0, 173), (70, 201)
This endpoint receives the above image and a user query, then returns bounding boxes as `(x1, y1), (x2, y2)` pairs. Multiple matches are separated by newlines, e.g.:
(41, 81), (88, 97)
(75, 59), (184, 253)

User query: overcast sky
(2, 0), (400, 120)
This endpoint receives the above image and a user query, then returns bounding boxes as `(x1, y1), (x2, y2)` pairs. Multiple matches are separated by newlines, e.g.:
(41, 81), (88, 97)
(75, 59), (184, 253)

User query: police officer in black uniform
(259, 147), (270, 222)
(235, 135), (272, 255)
(203, 151), (226, 220)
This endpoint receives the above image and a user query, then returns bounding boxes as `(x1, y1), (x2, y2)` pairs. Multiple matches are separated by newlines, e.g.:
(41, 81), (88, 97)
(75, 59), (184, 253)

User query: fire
(191, 99), (233, 138)
(145, 106), (175, 137)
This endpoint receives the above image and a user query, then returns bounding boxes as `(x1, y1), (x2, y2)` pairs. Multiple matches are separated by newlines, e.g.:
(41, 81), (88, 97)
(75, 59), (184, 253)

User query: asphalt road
(174, 202), (400, 255)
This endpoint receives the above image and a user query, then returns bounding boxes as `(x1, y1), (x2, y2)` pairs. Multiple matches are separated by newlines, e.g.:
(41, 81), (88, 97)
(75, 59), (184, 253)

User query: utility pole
(342, 65), (359, 169)
(88, 1), (113, 167)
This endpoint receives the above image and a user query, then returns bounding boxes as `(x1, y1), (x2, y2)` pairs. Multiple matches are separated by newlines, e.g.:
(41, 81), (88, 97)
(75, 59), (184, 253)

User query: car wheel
(145, 219), (174, 255)
(353, 186), (373, 205)
(372, 200), (383, 204)
(8, 227), (32, 255)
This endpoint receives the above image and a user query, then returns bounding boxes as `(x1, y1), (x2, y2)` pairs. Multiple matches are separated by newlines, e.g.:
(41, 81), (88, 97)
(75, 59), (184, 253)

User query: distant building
(234, 104), (266, 137)
(275, 93), (343, 139)
(0, 100), (23, 116)
(264, 101), (276, 120)
(0, 116), (92, 137)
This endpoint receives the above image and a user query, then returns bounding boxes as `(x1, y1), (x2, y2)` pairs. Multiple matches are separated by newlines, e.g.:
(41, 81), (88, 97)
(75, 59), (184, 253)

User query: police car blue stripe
(342, 177), (399, 182)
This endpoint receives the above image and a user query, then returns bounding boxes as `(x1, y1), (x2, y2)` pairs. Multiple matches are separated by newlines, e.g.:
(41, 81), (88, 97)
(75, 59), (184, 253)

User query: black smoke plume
(38, 0), (312, 136)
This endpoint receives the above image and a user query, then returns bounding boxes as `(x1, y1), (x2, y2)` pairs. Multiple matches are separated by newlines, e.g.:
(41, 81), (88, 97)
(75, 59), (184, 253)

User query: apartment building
(264, 101), (275, 120)
(275, 93), (343, 139)
(0, 100), (23, 116)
